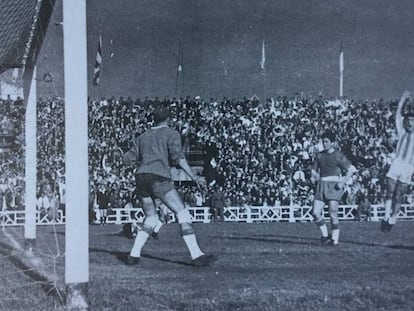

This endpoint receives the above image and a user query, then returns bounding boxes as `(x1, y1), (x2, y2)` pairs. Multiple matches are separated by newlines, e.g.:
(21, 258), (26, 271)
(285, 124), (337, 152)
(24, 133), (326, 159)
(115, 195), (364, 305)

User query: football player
(122, 104), (216, 267)
(381, 91), (414, 232)
(311, 130), (357, 246)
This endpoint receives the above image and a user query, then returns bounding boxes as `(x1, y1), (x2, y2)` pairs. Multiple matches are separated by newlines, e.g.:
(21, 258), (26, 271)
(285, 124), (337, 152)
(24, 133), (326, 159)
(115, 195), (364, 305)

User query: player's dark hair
(153, 105), (170, 123)
(402, 99), (414, 117)
(321, 130), (336, 142)
(403, 107), (414, 117)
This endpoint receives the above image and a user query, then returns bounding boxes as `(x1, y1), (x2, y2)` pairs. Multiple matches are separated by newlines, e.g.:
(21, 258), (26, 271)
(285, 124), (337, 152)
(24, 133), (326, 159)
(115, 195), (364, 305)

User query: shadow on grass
(53, 229), (128, 238)
(212, 234), (414, 251)
(212, 233), (320, 247)
(89, 247), (192, 266)
(0, 241), (63, 302)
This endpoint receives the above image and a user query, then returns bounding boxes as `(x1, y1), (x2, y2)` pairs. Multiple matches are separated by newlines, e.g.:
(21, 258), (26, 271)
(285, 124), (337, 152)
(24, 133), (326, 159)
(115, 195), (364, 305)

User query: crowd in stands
(0, 97), (25, 211)
(1, 93), (413, 215)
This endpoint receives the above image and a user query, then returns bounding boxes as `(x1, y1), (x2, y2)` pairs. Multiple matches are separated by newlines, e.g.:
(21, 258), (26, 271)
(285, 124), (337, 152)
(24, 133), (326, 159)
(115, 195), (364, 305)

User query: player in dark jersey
(311, 130), (357, 246)
(122, 105), (216, 267)
(381, 91), (414, 232)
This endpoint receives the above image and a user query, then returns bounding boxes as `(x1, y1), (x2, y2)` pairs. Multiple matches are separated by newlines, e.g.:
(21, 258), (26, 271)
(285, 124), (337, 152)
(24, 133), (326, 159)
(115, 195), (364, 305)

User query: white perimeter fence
(1, 204), (414, 226)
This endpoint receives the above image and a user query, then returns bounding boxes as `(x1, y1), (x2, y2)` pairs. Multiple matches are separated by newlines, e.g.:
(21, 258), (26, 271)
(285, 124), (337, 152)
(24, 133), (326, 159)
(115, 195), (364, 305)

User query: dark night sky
(36, 0), (414, 101)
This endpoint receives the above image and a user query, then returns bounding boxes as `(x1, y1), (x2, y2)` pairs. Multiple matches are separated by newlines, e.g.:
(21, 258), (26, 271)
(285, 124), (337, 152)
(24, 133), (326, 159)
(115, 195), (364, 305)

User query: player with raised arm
(311, 130), (357, 246)
(122, 105), (216, 266)
(381, 91), (414, 232)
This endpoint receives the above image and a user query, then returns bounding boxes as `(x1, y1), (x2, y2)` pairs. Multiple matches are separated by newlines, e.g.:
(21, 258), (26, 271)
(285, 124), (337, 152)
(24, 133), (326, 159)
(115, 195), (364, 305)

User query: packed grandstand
(0, 93), (411, 216)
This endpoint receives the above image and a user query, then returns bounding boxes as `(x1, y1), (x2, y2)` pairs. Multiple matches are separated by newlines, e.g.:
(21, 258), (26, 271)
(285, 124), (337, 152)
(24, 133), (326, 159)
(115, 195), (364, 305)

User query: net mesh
(0, 0), (37, 73)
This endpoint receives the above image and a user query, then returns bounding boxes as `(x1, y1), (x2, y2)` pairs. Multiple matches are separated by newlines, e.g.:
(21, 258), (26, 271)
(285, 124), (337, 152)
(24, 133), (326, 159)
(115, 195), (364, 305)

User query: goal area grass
(0, 221), (414, 310)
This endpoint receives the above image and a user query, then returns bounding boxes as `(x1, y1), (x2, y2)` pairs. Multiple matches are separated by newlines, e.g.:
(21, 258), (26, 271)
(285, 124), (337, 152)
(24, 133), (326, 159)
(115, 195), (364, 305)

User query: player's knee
(176, 209), (192, 224)
(315, 218), (325, 227)
(312, 208), (322, 221)
(392, 194), (403, 204)
(331, 222), (340, 230)
(330, 208), (338, 217)
(142, 215), (158, 234)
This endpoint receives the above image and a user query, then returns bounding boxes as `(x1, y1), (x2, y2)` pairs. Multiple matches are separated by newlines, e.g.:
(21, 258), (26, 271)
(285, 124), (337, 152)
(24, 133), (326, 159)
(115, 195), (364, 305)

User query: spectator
(210, 185), (226, 222)
(96, 185), (110, 225)
(356, 195), (372, 221)
(0, 92), (407, 218)
(37, 191), (51, 219)
(48, 190), (60, 221)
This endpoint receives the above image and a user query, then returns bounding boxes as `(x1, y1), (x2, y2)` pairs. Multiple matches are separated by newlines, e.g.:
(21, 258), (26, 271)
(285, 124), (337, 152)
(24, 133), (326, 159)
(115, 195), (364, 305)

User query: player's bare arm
(336, 165), (357, 189)
(311, 169), (320, 183)
(122, 139), (140, 166)
(396, 91), (410, 133)
(178, 158), (206, 187)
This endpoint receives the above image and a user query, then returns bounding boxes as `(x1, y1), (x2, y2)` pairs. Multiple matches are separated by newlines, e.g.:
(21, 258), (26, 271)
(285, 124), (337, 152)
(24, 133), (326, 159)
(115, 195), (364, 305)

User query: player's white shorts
(386, 159), (414, 184)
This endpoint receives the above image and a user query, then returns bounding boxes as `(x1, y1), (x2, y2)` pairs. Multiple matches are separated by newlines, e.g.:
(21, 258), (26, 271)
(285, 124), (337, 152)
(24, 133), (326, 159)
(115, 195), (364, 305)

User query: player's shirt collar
(151, 124), (169, 129)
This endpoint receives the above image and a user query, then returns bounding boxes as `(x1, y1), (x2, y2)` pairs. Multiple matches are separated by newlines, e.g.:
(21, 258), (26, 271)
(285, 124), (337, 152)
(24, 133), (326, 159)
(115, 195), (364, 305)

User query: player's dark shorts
(314, 180), (344, 202)
(135, 173), (174, 198)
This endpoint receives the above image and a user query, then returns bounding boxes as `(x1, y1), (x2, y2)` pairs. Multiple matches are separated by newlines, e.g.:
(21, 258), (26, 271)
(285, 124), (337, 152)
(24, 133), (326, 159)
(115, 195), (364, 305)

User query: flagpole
(339, 42), (344, 98)
(263, 70), (266, 105)
(261, 36), (266, 103)
(175, 34), (183, 97)
(221, 60), (228, 97)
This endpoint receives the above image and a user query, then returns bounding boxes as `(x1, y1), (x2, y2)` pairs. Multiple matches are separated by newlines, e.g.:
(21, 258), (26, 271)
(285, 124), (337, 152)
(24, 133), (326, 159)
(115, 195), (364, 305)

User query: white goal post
(62, 0), (89, 309)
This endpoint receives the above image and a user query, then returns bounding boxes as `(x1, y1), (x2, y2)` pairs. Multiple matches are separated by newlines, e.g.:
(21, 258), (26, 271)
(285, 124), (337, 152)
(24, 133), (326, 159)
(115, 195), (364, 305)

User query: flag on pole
(339, 41), (344, 97)
(339, 42), (344, 73)
(260, 38), (266, 73)
(93, 35), (102, 86)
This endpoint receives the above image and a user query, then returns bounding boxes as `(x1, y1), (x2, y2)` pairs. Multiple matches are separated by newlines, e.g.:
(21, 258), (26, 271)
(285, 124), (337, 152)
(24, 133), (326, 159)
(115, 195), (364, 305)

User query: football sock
(153, 219), (163, 233)
(181, 226), (204, 260)
(130, 231), (149, 257)
(331, 229), (340, 244)
(183, 234), (204, 260)
(131, 220), (139, 234)
(331, 222), (340, 244)
(384, 199), (392, 220)
(316, 219), (328, 237)
(320, 225), (328, 238)
(388, 217), (396, 225)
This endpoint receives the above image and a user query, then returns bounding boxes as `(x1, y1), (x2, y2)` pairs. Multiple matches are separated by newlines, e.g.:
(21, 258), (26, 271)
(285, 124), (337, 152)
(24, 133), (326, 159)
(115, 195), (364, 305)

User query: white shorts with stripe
(386, 159), (414, 184)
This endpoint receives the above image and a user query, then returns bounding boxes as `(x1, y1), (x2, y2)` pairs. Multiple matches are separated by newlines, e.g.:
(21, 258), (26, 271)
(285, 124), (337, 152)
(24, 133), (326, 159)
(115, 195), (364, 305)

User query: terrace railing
(2, 204), (414, 226)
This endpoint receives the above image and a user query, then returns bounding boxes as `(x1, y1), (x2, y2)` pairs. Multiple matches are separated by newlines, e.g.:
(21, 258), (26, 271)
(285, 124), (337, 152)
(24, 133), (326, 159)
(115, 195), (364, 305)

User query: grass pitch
(1, 221), (414, 310)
